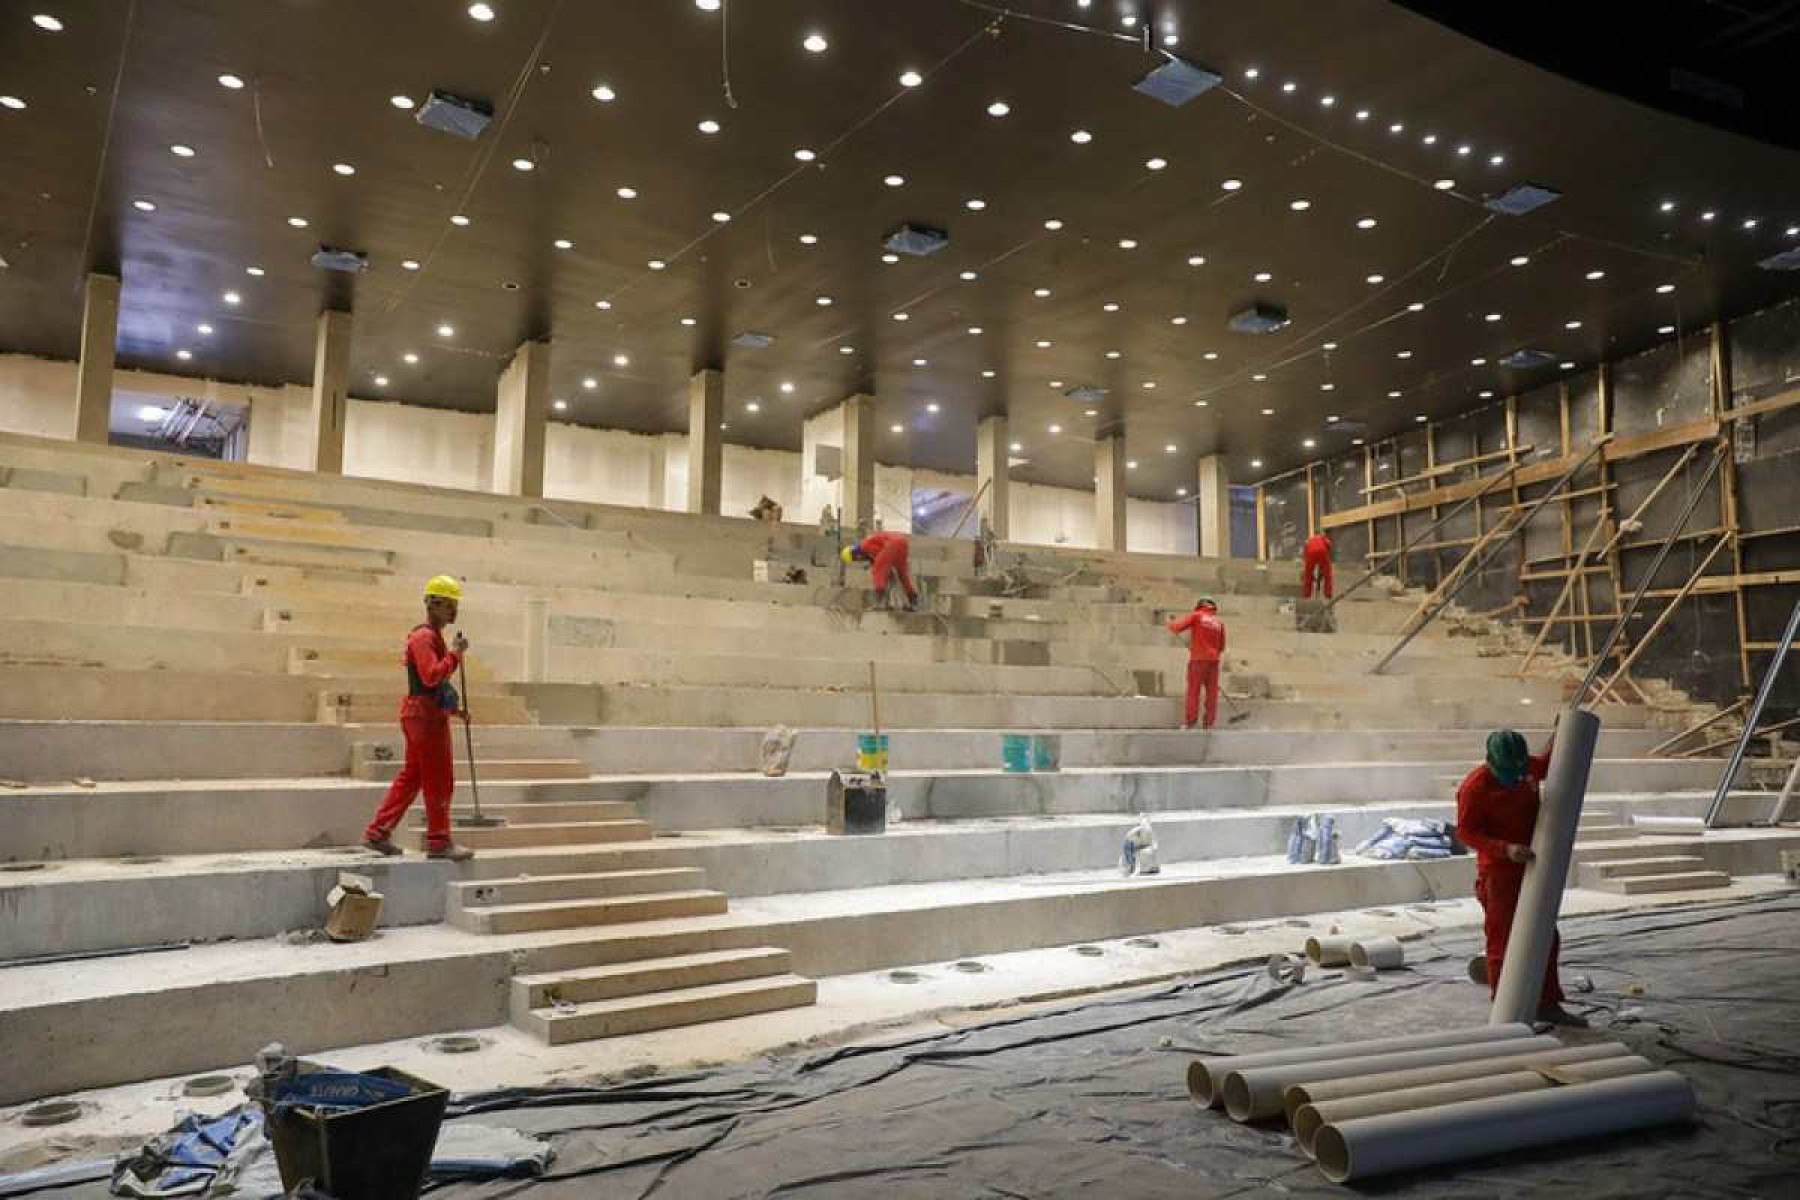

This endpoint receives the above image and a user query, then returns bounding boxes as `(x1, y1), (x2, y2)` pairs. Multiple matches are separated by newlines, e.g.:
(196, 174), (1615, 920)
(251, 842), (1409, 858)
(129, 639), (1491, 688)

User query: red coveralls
(1455, 749), (1564, 1011)
(364, 624), (461, 852)
(1166, 607), (1226, 729)
(859, 532), (917, 602)
(1301, 533), (1335, 600)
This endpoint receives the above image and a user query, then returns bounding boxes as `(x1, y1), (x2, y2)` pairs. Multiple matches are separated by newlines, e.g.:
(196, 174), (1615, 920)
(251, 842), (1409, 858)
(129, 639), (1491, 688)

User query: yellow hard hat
(424, 575), (463, 602)
(840, 546), (855, 564)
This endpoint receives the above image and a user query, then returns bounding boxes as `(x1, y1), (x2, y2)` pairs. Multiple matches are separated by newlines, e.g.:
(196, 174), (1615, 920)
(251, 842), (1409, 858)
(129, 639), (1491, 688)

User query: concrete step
(1577, 810), (1619, 827)
(323, 692), (534, 725)
(1596, 869), (1732, 895)
(512, 946), (793, 1009)
(355, 757), (588, 782)
(424, 801), (642, 824)
(1574, 823), (1637, 841)
(1577, 855), (1707, 887)
(1573, 838), (1704, 864)
(408, 818), (654, 850)
(517, 973), (817, 1045)
(449, 867), (709, 911)
(455, 888), (730, 934)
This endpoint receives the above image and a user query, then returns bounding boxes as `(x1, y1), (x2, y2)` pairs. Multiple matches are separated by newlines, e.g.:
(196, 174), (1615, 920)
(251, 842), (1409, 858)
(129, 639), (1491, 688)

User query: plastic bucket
(1029, 734), (1062, 772)
(1000, 734), (1033, 773)
(855, 733), (889, 773)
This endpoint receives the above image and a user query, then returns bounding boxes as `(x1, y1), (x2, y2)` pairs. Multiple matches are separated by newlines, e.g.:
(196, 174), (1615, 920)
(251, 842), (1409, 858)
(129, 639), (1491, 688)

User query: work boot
(363, 836), (402, 857)
(427, 843), (476, 862)
(1537, 1003), (1590, 1029)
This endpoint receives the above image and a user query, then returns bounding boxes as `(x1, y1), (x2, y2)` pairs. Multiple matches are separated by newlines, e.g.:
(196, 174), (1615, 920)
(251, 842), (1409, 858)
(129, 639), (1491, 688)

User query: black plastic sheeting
(397, 895), (1800, 1199)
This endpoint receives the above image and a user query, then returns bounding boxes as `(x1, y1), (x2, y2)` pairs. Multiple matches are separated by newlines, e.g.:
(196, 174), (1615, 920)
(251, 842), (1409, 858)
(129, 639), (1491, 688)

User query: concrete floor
(0, 876), (1781, 1173)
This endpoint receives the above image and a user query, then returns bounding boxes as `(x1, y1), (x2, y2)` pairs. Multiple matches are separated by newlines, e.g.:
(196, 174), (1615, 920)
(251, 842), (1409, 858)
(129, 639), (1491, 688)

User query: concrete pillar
(686, 369), (724, 515)
(493, 339), (551, 497)
(841, 393), (876, 531)
(306, 310), (352, 473)
(976, 415), (1009, 539)
(73, 273), (121, 444)
(1198, 453), (1232, 560)
(1095, 435), (1127, 552)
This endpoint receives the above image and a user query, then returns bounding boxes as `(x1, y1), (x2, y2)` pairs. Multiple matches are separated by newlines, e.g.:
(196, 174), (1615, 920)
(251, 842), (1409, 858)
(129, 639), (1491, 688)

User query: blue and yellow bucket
(856, 733), (890, 773)
(1000, 734), (1033, 773)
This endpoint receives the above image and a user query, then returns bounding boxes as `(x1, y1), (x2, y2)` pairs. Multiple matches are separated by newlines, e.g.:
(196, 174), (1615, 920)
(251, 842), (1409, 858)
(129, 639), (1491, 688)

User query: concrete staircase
(1572, 811), (1733, 894)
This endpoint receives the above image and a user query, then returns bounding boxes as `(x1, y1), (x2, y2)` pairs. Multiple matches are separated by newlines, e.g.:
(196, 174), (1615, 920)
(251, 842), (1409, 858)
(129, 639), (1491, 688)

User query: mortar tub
(1282, 1040), (1632, 1125)
(1221, 1034), (1564, 1122)
(1311, 1070), (1696, 1183)
(1347, 936), (1406, 970)
(1294, 1052), (1653, 1156)
(1185, 1022), (1534, 1109)
(1304, 934), (1353, 967)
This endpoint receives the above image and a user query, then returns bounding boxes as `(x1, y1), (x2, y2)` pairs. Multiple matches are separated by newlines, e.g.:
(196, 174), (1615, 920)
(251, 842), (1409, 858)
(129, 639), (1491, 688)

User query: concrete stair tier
(455, 889), (732, 935)
(410, 816), (655, 849)
(518, 971), (819, 1046)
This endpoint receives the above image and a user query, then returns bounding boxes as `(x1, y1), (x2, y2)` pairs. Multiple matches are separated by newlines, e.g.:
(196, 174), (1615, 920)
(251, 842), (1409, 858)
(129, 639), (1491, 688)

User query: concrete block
(519, 974), (816, 1045)
(512, 946), (791, 1009)
(458, 888), (728, 935)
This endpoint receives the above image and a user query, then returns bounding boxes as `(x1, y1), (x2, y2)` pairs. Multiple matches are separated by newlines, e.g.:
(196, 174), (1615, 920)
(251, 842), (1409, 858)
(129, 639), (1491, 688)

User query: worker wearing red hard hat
(1167, 596), (1226, 730)
(363, 575), (475, 862)
(843, 530), (919, 611)
(1457, 729), (1587, 1027)
(1301, 531), (1335, 600)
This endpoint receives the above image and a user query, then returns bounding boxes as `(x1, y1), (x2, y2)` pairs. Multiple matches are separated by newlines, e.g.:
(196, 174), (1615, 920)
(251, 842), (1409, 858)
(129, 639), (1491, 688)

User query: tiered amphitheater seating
(2, 428), (1795, 1107)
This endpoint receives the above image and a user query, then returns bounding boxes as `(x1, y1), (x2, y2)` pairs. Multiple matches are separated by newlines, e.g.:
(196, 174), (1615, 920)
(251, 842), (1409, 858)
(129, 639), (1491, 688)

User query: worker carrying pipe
(842, 531), (919, 611)
(1456, 730), (1585, 1026)
(362, 575), (476, 862)
(1301, 532), (1334, 600)
(1167, 597), (1226, 730)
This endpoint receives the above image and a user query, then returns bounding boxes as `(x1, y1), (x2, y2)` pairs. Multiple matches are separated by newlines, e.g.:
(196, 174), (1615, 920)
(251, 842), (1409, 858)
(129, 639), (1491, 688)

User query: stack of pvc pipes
(1186, 1024), (1695, 1183)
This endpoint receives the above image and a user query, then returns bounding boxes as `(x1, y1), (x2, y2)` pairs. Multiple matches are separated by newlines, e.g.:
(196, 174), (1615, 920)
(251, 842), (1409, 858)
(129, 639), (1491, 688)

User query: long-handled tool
(453, 657), (503, 828)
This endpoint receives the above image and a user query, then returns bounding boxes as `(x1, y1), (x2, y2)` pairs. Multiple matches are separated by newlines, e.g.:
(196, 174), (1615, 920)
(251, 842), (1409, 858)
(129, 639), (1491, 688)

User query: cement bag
(760, 727), (797, 777)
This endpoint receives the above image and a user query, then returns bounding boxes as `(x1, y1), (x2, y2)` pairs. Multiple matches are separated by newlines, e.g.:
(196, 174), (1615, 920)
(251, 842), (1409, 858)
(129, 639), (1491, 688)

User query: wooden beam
(1362, 444), (1525, 495)
(1591, 533), (1733, 705)
(1723, 384), (1800, 424)
(1649, 697), (1749, 756)
(1255, 485), (1267, 562)
(1679, 714), (1800, 759)
(1711, 320), (1754, 693)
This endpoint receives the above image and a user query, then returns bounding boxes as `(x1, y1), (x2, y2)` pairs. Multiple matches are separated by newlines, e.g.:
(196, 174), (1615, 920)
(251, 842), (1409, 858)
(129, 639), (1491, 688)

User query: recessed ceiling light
(1471, 356), (1488, 366)
(1145, 156), (1168, 171)
(1366, 273), (1385, 284)
(1251, 458), (1264, 468)
(1659, 199), (1677, 213)
(1355, 108), (1370, 121)
(802, 32), (829, 52)
(1388, 389), (1402, 398)
(1252, 373), (1267, 381)
(1126, 459), (1139, 469)
(1203, 351), (1219, 361)
(595, 299), (612, 310)
(1187, 254), (1206, 266)
(196, 323), (213, 335)
(1320, 95), (1336, 107)
(1035, 339), (1051, 348)
(176, 349), (193, 361)
(1323, 341), (1338, 351)
(984, 369), (998, 378)
(798, 233), (819, 246)
(1659, 324), (1678, 334)
(966, 198), (987, 210)
(1656, 283), (1675, 294)
(404, 352), (420, 364)
(925, 402), (941, 414)
(32, 13), (64, 31)
(1701, 210), (1716, 222)
(698, 119), (720, 134)
(1352, 437), (1365, 445)
(1282, 81), (1297, 94)
(552, 238), (573, 250)
(332, 162), (355, 176)
(1485, 312), (1502, 322)
(436, 323), (454, 337)
(1407, 301), (1425, 312)
(1585, 269), (1605, 280)
(287, 216), (309, 228)
(1787, 226), (1799, 237)
(681, 316), (697, 326)
(390, 94), (415, 109)
(794, 148), (817, 162)
(467, 2), (496, 20)
(890, 423), (906, 434)
(451, 213), (471, 226)
(1048, 423), (1063, 434)
(132, 199), (156, 212)
(899, 69), (923, 88)
(1196, 398), (1210, 406)
(881, 253), (900, 264)
(1421, 133), (1438, 146)
(1320, 382), (1335, 391)
(1102, 302), (1120, 312)
(1253, 271), (1272, 282)
(1171, 315), (1188, 325)
(580, 375), (598, 389)
(611, 353), (630, 368)
(1221, 178), (1243, 191)
(894, 311), (910, 321)
(553, 399), (569, 412)
(1105, 350), (1122, 359)
(1415, 414), (1428, 423)
(912, 358), (928, 367)
(960, 270), (978, 281)
(1565, 319), (1582, 329)
(1245, 66), (1260, 80)
(510, 156), (535, 172)
(842, 346), (856, 355)
(1389, 121), (1404, 134)
(816, 295), (834, 306)
(1142, 381), (1157, 389)
(696, 0), (721, 10)
(1260, 408), (1275, 415)
(170, 143), (196, 157)
(1396, 350), (1413, 359)
(1034, 287), (1051, 298)
(987, 100), (1011, 117)
(1743, 217), (1759, 230)
(1510, 255), (1529, 266)
(222, 290), (241, 305)
(1433, 179), (1455, 191)
(711, 210), (731, 222)
(1456, 144), (1472, 156)
(1356, 216), (1377, 229)
(1121, 12), (1137, 26)
(648, 259), (666, 270)
(1070, 129), (1093, 144)
(218, 73), (245, 89)
(375, 374), (391, 387)
(884, 174), (905, 187)
(1561, 360), (1576, 369)
(1489, 153), (1506, 167)
(591, 84), (616, 102)
(1303, 437), (1316, 448)
(1044, 218), (1064, 231)
(967, 325), (982, 335)
(1290, 198), (1311, 211)
(243, 265), (264, 277)
(1117, 238), (1138, 249)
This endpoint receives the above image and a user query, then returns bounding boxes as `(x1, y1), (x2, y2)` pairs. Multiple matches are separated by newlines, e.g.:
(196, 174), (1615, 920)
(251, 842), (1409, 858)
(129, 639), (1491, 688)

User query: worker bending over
(1167, 597), (1226, 730)
(1301, 531), (1335, 600)
(1456, 730), (1585, 1026)
(363, 575), (475, 862)
(843, 530), (919, 611)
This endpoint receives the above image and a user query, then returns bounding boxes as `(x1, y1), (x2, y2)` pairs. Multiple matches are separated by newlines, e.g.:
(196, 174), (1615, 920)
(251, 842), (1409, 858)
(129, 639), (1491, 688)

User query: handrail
(1705, 594), (1800, 827)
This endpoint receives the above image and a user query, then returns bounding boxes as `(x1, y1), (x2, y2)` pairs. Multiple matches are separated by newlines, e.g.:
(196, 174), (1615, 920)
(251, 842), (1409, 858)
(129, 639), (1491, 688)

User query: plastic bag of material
(760, 727), (797, 777)
(1314, 815), (1340, 865)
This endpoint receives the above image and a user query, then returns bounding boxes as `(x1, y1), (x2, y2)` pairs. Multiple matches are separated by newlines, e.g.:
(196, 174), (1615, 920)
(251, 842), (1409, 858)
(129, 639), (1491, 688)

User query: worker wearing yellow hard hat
(362, 574), (475, 862)
(844, 531), (919, 611)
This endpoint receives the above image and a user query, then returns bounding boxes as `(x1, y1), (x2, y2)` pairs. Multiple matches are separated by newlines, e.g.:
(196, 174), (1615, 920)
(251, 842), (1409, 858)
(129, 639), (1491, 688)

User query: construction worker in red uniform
(843, 530), (919, 611)
(1301, 531), (1335, 600)
(362, 575), (475, 861)
(1456, 730), (1586, 1026)
(1167, 597), (1226, 730)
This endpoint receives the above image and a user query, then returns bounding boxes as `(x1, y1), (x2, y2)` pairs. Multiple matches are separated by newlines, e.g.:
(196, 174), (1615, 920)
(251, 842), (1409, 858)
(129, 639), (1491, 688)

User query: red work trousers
(1476, 867), (1565, 1010)
(871, 545), (917, 601)
(364, 711), (456, 850)
(1301, 546), (1334, 599)
(1185, 659), (1221, 729)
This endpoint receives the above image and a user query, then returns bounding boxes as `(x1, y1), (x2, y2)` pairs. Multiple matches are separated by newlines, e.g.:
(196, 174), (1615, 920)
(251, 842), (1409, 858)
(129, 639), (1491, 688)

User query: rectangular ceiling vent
(1757, 247), (1800, 271)
(1485, 183), (1562, 216)
(310, 246), (368, 273)
(1064, 384), (1109, 404)
(884, 224), (950, 257)
(1500, 347), (1558, 369)
(731, 331), (775, 349)
(1133, 57), (1223, 107)
(415, 90), (495, 140)
(1228, 302), (1290, 334)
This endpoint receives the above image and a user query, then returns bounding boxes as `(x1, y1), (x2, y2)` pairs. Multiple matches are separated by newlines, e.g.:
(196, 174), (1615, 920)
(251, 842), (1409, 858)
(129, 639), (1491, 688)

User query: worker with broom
(1167, 597), (1226, 730)
(843, 530), (919, 611)
(362, 575), (476, 861)
(1456, 730), (1587, 1026)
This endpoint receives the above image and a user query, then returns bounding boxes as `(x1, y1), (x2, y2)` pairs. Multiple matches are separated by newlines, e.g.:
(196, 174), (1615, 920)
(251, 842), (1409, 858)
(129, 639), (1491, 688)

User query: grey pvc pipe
(1631, 814), (1707, 835)
(1311, 1070), (1696, 1183)
(1491, 707), (1601, 1026)
(1220, 1034), (1562, 1121)
(1348, 936), (1404, 970)
(1291, 1050), (1645, 1153)
(1184, 1022), (1535, 1108)
(1304, 935), (1353, 967)
(1283, 1041), (1631, 1124)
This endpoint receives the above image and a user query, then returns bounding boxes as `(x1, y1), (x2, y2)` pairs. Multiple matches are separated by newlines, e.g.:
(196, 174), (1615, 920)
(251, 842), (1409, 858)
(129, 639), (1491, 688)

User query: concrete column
(976, 415), (1009, 539)
(306, 310), (353, 473)
(493, 339), (551, 497)
(1095, 434), (1127, 552)
(646, 437), (669, 510)
(1198, 453), (1232, 560)
(841, 393), (876, 531)
(686, 368), (724, 515)
(73, 273), (121, 444)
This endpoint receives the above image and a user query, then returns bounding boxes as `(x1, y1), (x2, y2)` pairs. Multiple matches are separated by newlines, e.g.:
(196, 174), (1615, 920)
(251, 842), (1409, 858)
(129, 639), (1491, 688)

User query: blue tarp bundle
(1354, 817), (1460, 860)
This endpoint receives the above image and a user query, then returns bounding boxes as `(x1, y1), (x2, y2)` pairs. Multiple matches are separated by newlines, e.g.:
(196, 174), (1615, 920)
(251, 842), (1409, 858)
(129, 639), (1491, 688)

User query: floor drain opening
(1073, 945), (1104, 957)
(953, 960), (990, 974)
(118, 855), (164, 866)
(0, 861), (50, 872)
(1125, 937), (1161, 950)
(22, 1101), (82, 1127)
(887, 970), (924, 984)
(427, 1035), (484, 1054)
(183, 1074), (236, 1098)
